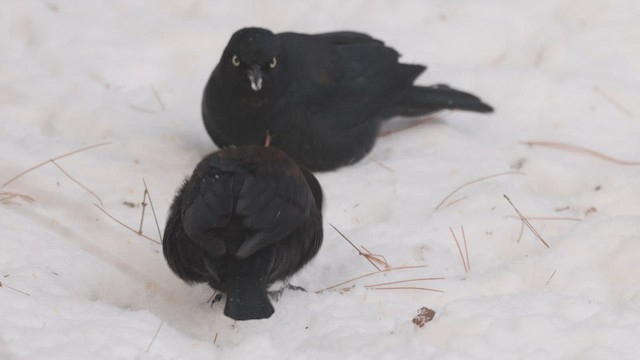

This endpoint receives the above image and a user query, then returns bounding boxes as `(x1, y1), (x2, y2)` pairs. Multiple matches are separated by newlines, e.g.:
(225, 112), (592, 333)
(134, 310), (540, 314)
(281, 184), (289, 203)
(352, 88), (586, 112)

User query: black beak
(247, 65), (263, 91)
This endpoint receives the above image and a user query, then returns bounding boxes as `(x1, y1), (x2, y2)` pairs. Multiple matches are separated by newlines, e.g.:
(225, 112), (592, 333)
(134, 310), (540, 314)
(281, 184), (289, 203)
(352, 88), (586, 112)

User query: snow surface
(1, 0), (640, 359)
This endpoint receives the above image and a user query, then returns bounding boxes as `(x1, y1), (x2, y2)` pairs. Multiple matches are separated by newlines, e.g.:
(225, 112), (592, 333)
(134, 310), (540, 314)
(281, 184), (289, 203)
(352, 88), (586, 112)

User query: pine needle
(329, 223), (387, 271)
(503, 195), (550, 248)
(594, 86), (633, 118)
(435, 171), (525, 210)
(449, 227), (468, 273)
(370, 158), (394, 173)
(0, 281), (31, 296)
(151, 86), (165, 111)
(521, 140), (640, 165)
(370, 286), (445, 293)
(0, 191), (35, 205)
(146, 320), (164, 353)
(50, 159), (103, 206)
(94, 203), (161, 245)
(545, 270), (557, 286)
(364, 277), (445, 288)
(316, 265), (431, 293)
(461, 225), (470, 272)
(2, 141), (112, 187)
(142, 178), (163, 242)
(505, 215), (582, 222)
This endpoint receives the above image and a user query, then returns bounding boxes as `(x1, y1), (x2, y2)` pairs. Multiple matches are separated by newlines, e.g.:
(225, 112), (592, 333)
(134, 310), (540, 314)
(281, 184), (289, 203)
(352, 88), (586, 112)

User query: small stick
(545, 270), (557, 286)
(130, 105), (157, 114)
(0, 281), (31, 296)
(435, 171), (525, 210)
(50, 159), (104, 206)
(0, 191), (35, 204)
(329, 223), (382, 271)
(442, 195), (469, 209)
(370, 158), (394, 173)
(594, 86), (633, 118)
(364, 277), (445, 288)
(264, 131), (272, 147)
(360, 245), (390, 270)
(94, 203), (161, 245)
(461, 225), (470, 272)
(503, 195), (550, 248)
(2, 141), (112, 187)
(517, 220), (525, 243)
(521, 140), (640, 166)
(143, 178), (163, 243)
(137, 189), (149, 234)
(316, 265), (431, 293)
(369, 286), (445, 293)
(505, 215), (582, 222)
(146, 320), (164, 353)
(449, 227), (468, 273)
(213, 332), (219, 345)
(151, 86), (165, 111)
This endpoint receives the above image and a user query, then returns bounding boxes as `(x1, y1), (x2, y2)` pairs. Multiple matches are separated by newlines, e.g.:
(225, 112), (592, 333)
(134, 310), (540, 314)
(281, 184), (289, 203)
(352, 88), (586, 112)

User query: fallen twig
(94, 203), (161, 245)
(137, 187), (149, 234)
(594, 86), (633, 118)
(434, 171), (525, 210)
(2, 141), (112, 188)
(462, 225), (470, 272)
(146, 320), (164, 353)
(151, 86), (165, 111)
(264, 131), (272, 147)
(142, 178), (163, 243)
(329, 223), (389, 271)
(442, 195), (469, 209)
(0, 281), (31, 296)
(370, 158), (394, 173)
(369, 286), (444, 293)
(363, 277), (445, 288)
(545, 270), (557, 286)
(0, 191), (35, 205)
(50, 159), (103, 206)
(521, 140), (640, 166)
(503, 195), (550, 248)
(130, 105), (157, 114)
(449, 227), (468, 273)
(315, 265), (430, 293)
(505, 215), (582, 222)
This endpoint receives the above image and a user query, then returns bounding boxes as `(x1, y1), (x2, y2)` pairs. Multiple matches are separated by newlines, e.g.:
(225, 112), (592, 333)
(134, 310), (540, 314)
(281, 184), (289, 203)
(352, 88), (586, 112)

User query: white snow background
(1, 0), (640, 359)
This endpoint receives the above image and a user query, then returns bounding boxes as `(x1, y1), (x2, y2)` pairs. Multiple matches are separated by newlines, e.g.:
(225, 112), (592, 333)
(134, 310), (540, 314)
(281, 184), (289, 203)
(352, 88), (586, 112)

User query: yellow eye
(232, 55), (240, 67)
(269, 57), (277, 69)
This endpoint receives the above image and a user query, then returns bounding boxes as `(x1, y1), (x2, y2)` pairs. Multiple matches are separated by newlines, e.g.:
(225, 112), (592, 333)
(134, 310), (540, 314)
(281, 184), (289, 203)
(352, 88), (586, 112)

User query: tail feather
(224, 272), (274, 321)
(390, 84), (493, 117)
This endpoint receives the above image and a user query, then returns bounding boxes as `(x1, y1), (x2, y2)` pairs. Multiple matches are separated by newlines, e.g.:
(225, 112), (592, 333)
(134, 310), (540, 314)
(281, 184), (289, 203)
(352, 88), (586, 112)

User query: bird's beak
(247, 65), (263, 91)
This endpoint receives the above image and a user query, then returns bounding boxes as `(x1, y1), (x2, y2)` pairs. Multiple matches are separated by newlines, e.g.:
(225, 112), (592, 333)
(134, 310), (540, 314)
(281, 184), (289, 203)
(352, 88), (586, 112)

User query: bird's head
(222, 27), (282, 93)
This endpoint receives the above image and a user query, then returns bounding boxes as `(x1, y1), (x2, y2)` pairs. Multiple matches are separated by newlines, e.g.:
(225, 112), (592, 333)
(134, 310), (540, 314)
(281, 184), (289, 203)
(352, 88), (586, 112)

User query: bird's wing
(181, 165), (236, 256)
(234, 167), (314, 259)
(280, 33), (424, 132)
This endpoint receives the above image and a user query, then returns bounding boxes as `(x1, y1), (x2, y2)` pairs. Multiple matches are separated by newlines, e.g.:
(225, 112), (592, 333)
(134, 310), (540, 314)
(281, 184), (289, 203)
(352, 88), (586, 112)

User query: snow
(1, 0), (640, 359)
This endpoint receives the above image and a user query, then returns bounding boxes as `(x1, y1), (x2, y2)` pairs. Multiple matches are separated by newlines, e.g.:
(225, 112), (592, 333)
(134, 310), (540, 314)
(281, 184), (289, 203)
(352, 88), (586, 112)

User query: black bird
(162, 145), (323, 320)
(202, 27), (493, 171)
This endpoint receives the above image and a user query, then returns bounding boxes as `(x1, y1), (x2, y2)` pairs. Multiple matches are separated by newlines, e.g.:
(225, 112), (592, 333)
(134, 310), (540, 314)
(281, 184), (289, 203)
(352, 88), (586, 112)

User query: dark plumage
(162, 145), (323, 321)
(203, 27), (493, 171)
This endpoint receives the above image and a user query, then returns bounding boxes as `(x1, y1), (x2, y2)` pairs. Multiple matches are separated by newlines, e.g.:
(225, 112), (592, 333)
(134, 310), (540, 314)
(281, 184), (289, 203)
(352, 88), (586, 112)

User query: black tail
(224, 267), (274, 321)
(389, 84), (493, 117)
